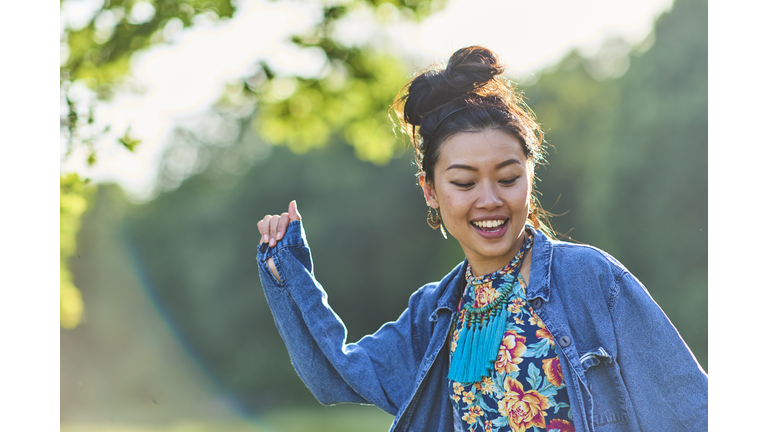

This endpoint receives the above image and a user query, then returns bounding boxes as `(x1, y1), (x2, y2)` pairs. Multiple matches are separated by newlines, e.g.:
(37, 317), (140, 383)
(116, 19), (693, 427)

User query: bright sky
(60, 0), (674, 200)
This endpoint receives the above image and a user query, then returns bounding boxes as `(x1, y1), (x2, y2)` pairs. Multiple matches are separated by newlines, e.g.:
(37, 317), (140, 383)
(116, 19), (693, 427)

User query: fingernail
(270, 238), (276, 247)
(276, 232), (283, 241)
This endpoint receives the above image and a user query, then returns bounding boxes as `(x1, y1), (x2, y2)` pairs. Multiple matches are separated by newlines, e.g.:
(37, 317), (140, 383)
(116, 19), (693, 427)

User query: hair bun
(402, 46), (504, 127)
(444, 45), (504, 92)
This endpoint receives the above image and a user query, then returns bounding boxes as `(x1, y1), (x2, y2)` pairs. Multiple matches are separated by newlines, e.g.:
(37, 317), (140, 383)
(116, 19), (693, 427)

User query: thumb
(288, 200), (301, 221)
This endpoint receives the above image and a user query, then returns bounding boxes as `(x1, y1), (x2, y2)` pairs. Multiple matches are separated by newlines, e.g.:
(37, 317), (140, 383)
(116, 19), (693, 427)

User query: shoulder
(531, 230), (631, 304)
(552, 241), (658, 311)
(550, 240), (628, 278)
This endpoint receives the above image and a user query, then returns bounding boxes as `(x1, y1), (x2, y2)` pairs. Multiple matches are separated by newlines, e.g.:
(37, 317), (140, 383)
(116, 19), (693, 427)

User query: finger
(257, 219), (264, 243)
(259, 215), (273, 244)
(276, 212), (290, 241)
(269, 215), (281, 247)
(288, 200), (301, 222)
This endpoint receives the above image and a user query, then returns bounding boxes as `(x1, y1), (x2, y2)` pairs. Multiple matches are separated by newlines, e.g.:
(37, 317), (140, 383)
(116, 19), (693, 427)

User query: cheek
(434, 189), (468, 222)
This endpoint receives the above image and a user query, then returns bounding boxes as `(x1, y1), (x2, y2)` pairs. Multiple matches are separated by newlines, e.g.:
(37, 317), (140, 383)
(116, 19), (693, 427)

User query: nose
(475, 182), (503, 210)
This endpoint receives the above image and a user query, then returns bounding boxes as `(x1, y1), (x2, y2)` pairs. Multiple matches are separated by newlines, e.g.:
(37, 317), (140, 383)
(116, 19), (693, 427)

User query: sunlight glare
(416, 0), (673, 79)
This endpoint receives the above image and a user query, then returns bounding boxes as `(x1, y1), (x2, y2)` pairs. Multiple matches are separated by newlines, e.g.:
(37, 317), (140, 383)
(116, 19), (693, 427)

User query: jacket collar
(430, 260), (467, 322)
(526, 226), (553, 302)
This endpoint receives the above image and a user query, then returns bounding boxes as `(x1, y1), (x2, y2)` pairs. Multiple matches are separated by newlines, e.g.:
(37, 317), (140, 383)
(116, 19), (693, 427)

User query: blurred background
(60, 0), (706, 430)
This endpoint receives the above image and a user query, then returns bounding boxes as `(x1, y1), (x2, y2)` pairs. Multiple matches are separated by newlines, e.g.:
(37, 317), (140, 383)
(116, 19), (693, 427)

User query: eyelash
(451, 177), (519, 188)
(500, 177), (519, 185)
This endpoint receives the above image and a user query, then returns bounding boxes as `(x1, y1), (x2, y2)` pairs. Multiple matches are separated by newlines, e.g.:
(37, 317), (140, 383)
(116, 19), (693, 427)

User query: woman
(256, 46), (707, 432)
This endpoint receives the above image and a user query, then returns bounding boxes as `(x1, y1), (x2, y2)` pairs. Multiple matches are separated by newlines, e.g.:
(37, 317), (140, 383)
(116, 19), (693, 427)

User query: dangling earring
(528, 199), (540, 229)
(427, 206), (442, 229)
(427, 206), (448, 239)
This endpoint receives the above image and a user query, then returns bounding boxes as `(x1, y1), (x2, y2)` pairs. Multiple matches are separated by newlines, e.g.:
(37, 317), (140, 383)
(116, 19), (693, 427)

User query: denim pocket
(579, 347), (629, 426)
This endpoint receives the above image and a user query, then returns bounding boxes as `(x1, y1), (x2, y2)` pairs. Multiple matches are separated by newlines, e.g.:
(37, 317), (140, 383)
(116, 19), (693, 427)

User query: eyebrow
(446, 158), (522, 172)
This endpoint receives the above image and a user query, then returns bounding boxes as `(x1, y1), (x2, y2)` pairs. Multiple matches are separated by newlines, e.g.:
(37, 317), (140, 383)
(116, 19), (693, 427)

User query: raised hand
(258, 200), (302, 248)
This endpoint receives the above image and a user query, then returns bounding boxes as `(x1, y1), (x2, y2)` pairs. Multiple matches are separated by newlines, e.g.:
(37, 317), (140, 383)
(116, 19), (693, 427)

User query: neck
(467, 230), (529, 277)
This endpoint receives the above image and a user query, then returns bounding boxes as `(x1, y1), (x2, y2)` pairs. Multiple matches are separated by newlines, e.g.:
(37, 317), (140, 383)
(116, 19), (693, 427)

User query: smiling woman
(420, 130), (532, 277)
(255, 46), (707, 432)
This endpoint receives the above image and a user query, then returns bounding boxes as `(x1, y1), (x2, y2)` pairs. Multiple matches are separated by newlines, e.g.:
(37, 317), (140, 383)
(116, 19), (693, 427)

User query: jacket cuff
(257, 220), (306, 261)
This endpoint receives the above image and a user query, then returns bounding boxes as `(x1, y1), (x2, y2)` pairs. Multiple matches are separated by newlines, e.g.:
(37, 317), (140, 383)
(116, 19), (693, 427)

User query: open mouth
(471, 219), (508, 232)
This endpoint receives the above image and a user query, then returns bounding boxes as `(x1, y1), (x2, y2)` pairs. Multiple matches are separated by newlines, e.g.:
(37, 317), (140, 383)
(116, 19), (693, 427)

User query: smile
(471, 219), (508, 231)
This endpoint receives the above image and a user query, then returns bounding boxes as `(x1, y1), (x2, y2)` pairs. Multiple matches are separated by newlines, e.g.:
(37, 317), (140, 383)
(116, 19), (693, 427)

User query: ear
(419, 172), (439, 208)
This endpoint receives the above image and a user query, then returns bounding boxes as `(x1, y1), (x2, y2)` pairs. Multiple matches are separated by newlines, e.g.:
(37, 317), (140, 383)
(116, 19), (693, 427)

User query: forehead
(436, 129), (526, 169)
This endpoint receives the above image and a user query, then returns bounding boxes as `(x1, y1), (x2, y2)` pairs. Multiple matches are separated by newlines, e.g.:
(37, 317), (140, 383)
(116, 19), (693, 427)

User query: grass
(61, 405), (395, 432)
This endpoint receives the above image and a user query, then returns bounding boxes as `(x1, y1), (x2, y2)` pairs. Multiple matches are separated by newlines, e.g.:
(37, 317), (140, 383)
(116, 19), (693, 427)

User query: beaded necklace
(447, 234), (533, 384)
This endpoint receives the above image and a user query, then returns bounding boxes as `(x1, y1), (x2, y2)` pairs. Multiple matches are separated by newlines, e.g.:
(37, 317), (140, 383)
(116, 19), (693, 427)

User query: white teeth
(473, 220), (505, 228)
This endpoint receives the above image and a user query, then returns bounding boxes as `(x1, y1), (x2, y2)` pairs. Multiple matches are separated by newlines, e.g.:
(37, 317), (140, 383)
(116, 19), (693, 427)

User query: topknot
(443, 45), (504, 93)
(401, 46), (506, 127)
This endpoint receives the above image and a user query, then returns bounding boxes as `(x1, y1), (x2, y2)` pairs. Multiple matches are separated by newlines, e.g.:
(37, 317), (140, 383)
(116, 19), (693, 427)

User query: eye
(499, 176), (519, 185)
(451, 181), (474, 188)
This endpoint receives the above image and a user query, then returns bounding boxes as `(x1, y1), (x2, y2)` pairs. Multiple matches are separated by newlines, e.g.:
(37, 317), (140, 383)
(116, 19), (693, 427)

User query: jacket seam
(607, 269), (629, 314)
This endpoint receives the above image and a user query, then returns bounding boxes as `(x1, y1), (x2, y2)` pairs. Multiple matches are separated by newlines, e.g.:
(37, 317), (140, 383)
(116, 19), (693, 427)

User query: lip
(470, 217), (509, 239)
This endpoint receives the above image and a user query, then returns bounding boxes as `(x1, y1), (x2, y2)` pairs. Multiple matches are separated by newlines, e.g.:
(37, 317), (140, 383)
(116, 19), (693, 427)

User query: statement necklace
(447, 234), (533, 384)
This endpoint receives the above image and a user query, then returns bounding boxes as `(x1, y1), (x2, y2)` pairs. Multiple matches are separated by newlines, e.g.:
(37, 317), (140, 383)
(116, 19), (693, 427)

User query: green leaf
(118, 126), (141, 152)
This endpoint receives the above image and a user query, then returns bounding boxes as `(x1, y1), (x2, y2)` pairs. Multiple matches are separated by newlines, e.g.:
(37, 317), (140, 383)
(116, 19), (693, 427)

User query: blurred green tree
(60, 0), (445, 328)
(231, 0), (448, 164)
(60, 0), (237, 328)
(60, 173), (93, 329)
(61, 0), (236, 162)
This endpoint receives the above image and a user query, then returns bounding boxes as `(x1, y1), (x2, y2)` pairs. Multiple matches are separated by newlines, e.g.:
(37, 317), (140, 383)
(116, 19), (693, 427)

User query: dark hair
(392, 46), (551, 234)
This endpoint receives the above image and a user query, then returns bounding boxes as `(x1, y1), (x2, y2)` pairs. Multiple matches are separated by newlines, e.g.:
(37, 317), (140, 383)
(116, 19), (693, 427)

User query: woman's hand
(258, 201), (301, 283)
(258, 200), (302, 248)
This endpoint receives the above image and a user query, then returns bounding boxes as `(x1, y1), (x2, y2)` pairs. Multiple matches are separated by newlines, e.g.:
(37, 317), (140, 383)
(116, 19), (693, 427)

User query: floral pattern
(495, 331), (527, 374)
(498, 378), (549, 432)
(449, 270), (572, 432)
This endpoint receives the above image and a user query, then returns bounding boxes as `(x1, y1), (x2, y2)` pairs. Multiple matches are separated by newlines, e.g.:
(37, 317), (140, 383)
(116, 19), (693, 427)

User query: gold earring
(528, 200), (541, 229)
(427, 206), (442, 230)
(427, 206), (448, 239)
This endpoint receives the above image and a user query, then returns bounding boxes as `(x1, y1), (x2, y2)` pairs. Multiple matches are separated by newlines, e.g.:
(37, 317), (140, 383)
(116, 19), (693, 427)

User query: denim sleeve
(257, 220), (423, 415)
(610, 271), (708, 431)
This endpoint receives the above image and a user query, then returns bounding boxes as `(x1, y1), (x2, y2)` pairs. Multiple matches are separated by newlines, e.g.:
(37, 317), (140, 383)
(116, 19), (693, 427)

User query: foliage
(244, 0), (445, 164)
(60, 173), (94, 329)
(252, 50), (409, 164)
(64, 0), (235, 86)
(59, 0), (441, 328)
(61, 0), (236, 160)
(60, 0), (236, 328)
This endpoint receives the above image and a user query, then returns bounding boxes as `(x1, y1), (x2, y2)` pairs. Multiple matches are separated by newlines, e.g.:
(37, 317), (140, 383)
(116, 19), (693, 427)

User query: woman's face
(420, 129), (532, 276)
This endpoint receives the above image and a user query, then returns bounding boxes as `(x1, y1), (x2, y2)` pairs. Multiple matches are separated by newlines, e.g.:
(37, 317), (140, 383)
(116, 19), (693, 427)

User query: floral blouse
(449, 264), (574, 432)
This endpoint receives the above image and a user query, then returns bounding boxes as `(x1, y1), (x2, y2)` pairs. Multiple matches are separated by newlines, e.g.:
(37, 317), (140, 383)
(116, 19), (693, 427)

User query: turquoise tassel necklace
(447, 234), (532, 384)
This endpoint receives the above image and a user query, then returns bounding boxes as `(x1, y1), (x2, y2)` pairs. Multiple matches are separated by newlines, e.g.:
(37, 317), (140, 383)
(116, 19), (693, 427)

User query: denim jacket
(257, 221), (707, 432)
